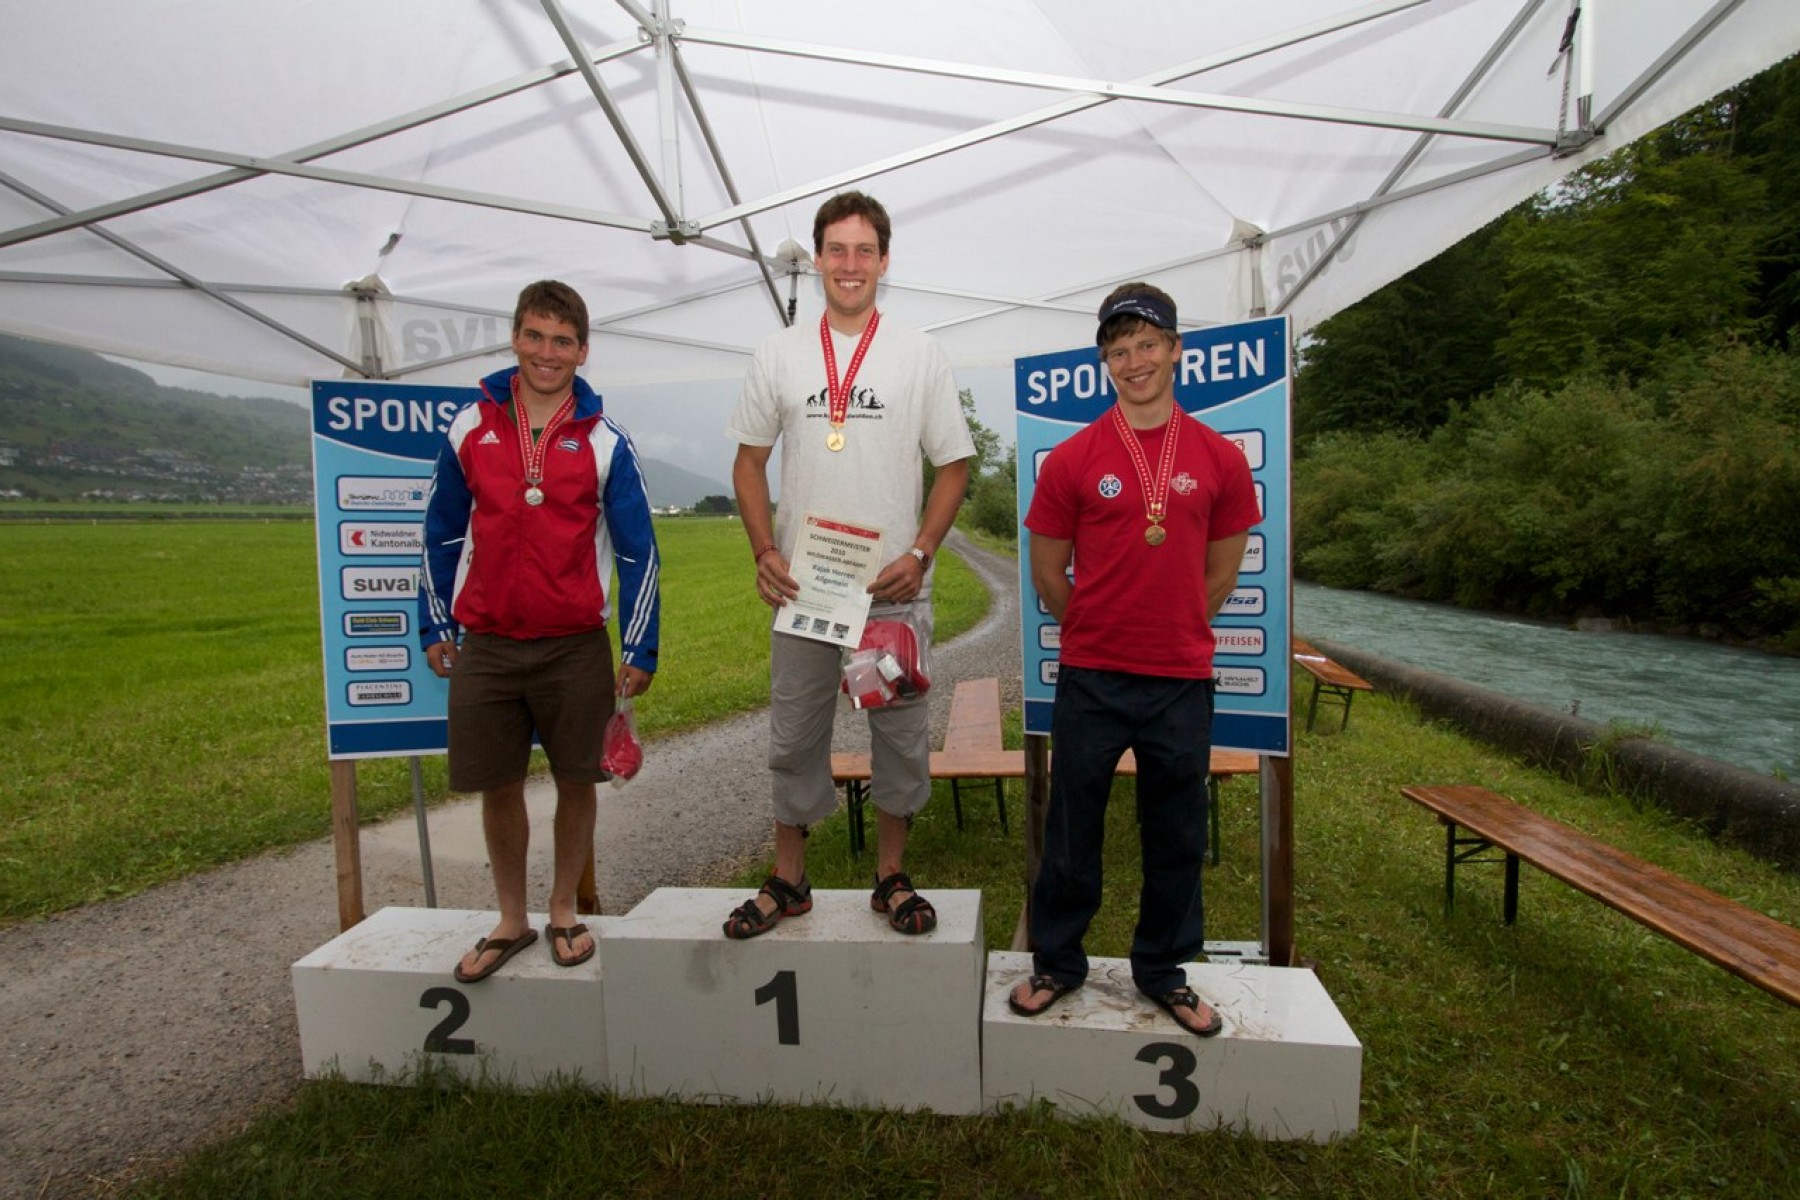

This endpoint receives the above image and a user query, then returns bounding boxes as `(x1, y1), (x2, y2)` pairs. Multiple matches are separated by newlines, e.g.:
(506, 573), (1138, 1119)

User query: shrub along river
(1295, 582), (1798, 780)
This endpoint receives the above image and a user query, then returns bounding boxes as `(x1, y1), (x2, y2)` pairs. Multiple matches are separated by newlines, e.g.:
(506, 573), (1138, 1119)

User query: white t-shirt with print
(728, 316), (975, 596)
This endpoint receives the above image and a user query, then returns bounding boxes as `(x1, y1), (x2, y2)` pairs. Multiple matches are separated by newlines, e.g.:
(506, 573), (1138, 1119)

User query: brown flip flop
(546, 923), (595, 968)
(452, 928), (538, 983)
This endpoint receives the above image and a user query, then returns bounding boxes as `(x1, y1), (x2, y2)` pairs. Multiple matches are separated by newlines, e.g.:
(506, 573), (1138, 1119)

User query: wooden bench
(832, 677), (1260, 864)
(1401, 784), (1800, 1006)
(1292, 637), (1374, 732)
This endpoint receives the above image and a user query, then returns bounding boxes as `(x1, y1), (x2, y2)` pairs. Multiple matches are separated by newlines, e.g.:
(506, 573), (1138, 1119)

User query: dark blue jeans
(1030, 665), (1214, 996)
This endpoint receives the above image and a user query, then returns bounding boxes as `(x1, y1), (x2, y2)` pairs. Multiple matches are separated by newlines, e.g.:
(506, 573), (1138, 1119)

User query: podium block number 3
(755, 970), (800, 1045)
(420, 986), (477, 1055)
(1133, 1042), (1200, 1119)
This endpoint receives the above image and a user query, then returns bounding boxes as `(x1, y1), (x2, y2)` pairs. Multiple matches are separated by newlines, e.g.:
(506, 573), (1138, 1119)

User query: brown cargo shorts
(446, 628), (615, 792)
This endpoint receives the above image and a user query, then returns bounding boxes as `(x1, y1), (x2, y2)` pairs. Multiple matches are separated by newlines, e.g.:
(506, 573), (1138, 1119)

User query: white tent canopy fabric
(2, 0), (1796, 390)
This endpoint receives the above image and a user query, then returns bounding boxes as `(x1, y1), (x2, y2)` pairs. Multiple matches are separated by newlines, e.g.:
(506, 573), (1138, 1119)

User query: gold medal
(1111, 405), (1183, 552)
(821, 312), (879, 454)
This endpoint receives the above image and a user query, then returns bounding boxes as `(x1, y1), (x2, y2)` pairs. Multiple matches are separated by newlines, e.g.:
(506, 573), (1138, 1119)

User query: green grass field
(138, 679), (1800, 1198)
(7, 518), (1798, 1197)
(0, 517), (985, 921)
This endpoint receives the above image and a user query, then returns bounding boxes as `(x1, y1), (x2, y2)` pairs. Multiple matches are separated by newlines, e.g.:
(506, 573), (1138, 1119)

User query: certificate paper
(776, 513), (884, 648)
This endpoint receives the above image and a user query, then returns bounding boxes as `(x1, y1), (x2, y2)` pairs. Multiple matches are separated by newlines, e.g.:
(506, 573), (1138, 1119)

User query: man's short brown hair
(513, 280), (590, 346)
(1096, 281), (1180, 351)
(813, 191), (892, 256)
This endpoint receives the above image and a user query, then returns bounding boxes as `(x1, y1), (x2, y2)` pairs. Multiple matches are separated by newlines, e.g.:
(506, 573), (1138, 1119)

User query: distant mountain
(0, 333), (728, 507)
(640, 458), (732, 510)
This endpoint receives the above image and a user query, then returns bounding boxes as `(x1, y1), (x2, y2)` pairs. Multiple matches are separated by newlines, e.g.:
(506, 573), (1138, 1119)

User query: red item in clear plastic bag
(839, 618), (930, 709)
(600, 703), (643, 781)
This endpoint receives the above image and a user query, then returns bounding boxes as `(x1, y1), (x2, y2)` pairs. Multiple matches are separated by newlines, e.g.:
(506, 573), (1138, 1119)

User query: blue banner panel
(312, 380), (478, 761)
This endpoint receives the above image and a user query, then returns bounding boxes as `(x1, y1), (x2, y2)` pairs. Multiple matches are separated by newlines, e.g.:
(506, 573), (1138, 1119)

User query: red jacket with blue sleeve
(417, 367), (660, 675)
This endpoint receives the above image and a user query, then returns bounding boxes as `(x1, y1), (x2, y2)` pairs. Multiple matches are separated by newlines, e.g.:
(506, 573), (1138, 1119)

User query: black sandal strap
(872, 870), (914, 906)
(760, 873), (810, 912)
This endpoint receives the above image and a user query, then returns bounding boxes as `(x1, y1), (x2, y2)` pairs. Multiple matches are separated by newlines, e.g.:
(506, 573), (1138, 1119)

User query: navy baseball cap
(1095, 292), (1177, 344)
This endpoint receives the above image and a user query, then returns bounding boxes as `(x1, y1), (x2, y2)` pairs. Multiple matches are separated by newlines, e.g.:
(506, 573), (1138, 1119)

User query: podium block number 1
(755, 970), (800, 1045)
(1134, 1042), (1200, 1119)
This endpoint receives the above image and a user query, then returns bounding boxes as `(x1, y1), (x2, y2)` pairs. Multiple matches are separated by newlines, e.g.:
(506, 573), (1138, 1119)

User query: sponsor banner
(314, 380), (479, 760)
(1015, 316), (1291, 754)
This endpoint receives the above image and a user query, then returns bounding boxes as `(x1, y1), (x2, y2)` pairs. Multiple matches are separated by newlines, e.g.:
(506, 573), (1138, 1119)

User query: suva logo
(342, 568), (419, 600)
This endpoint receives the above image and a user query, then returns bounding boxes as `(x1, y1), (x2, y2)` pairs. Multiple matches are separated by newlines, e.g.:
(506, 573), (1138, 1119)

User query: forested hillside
(1293, 54), (1800, 650)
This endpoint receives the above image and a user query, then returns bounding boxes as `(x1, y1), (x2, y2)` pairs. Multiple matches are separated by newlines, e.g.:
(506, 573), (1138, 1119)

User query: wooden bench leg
(994, 778), (1007, 835)
(950, 779), (966, 831)
(845, 781), (868, 859)
(1442, 819), (1520, 922)
(1306, 678), (1323, 733)
(1338, 688), (1354, 732)
(1504, 853), (1520, 925)
(1207, 775), (1222, 867)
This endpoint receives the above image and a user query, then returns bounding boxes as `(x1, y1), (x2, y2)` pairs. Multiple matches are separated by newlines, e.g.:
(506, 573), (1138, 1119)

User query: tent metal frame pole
(697, 0), (1446, 230)
(1591, 0), (1748, 131)
(1276, 0), (1551, 316)
(541, 0), (687, 237)
(651, 0), (683, 218)
(0, 116), (652, 236)
(667, 33), (788, 321)
(0, 166), (366, 375)
(0, 37), (650, 254)
(684, 27), (1557, 148)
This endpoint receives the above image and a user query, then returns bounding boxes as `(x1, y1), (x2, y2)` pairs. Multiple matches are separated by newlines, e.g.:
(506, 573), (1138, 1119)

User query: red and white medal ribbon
(1111, 404), (1182, 545)
(819, 310), (880, 451)
(512, 379), (574, 507)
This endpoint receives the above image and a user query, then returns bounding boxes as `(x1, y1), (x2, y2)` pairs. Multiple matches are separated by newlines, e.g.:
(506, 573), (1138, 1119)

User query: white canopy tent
(3, 0), (1796, 390)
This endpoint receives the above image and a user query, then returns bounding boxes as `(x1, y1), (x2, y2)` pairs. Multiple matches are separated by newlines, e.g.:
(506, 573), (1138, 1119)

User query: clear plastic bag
(840, 612), (931, 710)
(600, 698), (643, 785)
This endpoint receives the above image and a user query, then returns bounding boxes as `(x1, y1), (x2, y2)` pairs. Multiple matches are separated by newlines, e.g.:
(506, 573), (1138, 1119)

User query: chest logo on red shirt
(1097, 473), (1123, 499)
(478, 430), (501, 445)
(1171, 472), (1198, 495)
(557, 437), (581, 453)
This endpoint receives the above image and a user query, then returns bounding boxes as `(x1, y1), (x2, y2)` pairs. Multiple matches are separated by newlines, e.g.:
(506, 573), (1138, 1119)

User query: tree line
(1293, 54), (1800, 650)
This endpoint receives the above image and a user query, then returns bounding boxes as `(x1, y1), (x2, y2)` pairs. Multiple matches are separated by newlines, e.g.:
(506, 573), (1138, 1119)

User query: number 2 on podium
(755, 969), (800, 1045)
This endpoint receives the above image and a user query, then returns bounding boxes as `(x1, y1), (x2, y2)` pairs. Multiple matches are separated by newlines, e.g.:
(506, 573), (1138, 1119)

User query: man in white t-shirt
(724, 191), (975, 940)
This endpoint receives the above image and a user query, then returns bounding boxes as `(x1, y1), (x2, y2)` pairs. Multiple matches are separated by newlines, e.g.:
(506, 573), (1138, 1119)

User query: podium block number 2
(755, 970), (800, 1045)
(1133, 1042), (1199, 1119)
(420, 986), (477, 1055)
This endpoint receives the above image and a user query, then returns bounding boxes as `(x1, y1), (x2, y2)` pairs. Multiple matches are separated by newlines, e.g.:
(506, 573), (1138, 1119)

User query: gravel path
(0, 530), (1019, 1199)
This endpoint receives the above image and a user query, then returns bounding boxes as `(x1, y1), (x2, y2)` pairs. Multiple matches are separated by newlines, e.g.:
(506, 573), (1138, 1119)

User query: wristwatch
(908, 546), (932, 570)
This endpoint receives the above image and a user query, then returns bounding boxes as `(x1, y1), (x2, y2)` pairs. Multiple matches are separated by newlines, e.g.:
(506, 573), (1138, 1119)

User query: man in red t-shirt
(1006, 282), (1260, 1037)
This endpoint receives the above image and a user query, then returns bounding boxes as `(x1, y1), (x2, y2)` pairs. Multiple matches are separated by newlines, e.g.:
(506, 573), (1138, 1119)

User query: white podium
(982, 950), (1361, 1140)
(292, 906), (609, 1089)
(600, 887), (985, 1114)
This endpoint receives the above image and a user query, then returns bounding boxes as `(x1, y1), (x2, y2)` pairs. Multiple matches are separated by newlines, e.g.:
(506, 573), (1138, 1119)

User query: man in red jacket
(1006, 282), (1259, 1036)
(419, 280), (661, 982)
